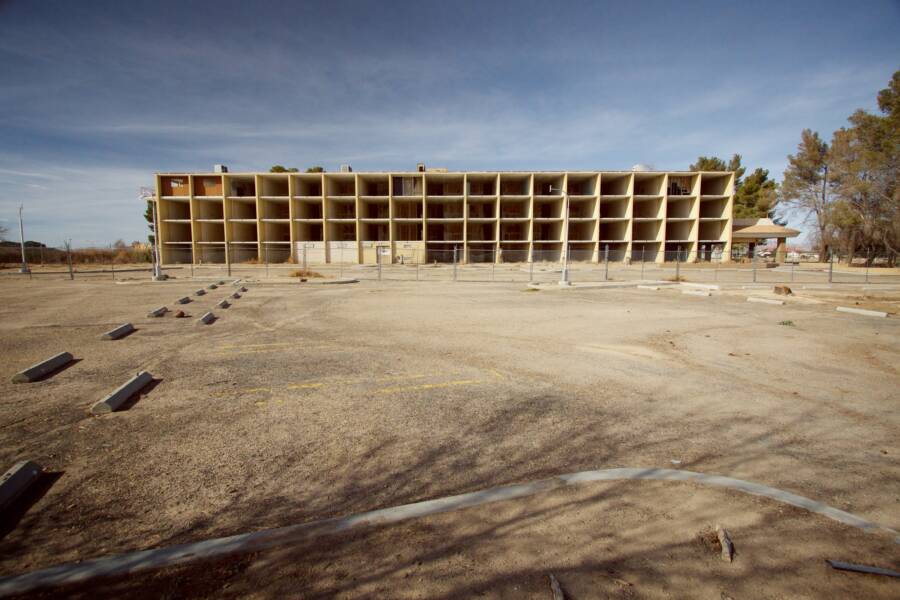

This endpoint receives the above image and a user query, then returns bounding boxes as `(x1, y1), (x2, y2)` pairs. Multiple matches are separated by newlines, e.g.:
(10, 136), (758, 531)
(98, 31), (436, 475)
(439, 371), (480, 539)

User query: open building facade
(154, 169), (742, 265)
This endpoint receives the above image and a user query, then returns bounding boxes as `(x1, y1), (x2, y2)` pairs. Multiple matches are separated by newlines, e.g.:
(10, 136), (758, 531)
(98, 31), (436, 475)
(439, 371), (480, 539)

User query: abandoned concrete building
(152, 167), (797, 265)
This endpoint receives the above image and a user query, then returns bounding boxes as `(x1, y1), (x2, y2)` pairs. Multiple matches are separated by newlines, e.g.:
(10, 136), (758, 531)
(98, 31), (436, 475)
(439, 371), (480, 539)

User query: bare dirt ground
(0, 277), (898, 598)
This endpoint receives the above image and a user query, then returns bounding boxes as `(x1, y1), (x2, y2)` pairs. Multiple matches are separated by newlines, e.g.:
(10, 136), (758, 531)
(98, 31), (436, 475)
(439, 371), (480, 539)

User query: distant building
(151, 168), (796, 265)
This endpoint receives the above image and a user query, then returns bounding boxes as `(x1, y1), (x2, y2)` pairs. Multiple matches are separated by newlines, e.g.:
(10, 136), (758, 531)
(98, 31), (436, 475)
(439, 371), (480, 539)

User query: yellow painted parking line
(245, 387), (273, 393)
(375, 379), (483, 394)
(286, 382), (324, 390)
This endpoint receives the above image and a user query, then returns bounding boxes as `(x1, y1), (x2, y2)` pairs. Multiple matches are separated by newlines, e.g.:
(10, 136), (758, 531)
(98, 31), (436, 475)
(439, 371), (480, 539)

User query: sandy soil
(0, 277), (898, 598)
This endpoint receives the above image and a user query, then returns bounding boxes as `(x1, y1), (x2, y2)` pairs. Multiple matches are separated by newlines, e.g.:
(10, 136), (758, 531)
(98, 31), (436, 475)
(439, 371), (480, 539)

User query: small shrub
(290, 269), (323, 278)
(779, 320), (795, 327)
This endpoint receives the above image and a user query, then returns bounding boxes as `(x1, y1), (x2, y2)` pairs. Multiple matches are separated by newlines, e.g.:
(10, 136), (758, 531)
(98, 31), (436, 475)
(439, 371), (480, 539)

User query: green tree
(828, 69), (899, 263)
(780, 129), (831, 260)
(269, 165), (299, 173)
(144, 201), (155, 244)
(734, 167), (778, 220)
(690, 154), (778, 219)
(305, 166), (325, 173)
(689, 154), (746, 187)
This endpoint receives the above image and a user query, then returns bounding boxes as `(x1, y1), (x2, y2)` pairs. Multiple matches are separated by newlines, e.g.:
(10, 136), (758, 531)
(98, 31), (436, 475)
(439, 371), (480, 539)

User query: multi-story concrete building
(154, 168), (738, 265)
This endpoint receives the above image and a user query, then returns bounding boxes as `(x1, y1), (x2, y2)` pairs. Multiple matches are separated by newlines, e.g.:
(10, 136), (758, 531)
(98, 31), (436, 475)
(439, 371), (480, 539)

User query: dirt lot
(0, 277), (898, 598)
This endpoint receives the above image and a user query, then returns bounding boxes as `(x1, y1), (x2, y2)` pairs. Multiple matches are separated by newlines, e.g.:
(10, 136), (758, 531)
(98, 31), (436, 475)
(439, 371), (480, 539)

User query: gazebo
(731, 218), (800, 262)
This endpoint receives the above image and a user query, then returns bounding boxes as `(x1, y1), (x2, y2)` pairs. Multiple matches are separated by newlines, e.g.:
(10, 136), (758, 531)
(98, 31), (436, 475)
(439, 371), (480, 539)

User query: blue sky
(0, 0), (898, 246)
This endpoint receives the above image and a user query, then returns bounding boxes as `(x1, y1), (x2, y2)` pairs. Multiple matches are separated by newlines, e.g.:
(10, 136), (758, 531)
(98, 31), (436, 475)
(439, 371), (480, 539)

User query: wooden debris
(548, 573), (565, 600)
(716, 524), (734, 562)
(774, 285), (793, 295)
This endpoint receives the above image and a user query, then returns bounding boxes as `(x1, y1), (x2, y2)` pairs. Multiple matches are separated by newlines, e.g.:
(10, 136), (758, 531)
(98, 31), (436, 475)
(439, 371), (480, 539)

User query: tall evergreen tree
(780, 129), (831, 260)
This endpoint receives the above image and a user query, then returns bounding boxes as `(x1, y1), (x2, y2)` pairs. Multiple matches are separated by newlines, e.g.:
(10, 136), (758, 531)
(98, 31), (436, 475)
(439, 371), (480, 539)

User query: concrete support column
(775, 238), (786, 263)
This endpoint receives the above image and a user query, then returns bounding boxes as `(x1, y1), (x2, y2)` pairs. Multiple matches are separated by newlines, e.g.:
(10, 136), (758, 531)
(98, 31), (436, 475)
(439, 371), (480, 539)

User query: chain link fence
(4, 244), (898, 286)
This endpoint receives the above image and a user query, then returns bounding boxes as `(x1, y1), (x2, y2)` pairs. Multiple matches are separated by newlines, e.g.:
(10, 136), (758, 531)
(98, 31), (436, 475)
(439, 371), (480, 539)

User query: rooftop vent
(340, 164), (352, 173)
(214, 164), (228, 173)
(417, 163), (426, 172)
(631, 164), (653, 172)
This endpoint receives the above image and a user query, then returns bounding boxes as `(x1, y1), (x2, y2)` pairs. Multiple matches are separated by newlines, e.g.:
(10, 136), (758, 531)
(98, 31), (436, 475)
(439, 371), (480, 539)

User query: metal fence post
(675, 252), (680, 281)
(828, 249), (833, 284)
(66, 241), (74, 280)
(752, 256), (757, 283)
(640, 249), (645, 280)
(790, 261), (794, 283)
(377, 248), (382, 281)
(529, 255), (534, 282)
(339, 245), (344, 279)
(491, 250), (495, 281)
(453, 246), (458, 281)
(265, 243), (269, 278)
(865, 248), (870, 284)
(604, 243), (609, 281)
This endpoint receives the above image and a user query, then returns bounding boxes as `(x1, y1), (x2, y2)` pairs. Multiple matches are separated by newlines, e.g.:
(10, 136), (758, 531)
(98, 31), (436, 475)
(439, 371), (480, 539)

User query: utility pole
(18, 205), (30, 274)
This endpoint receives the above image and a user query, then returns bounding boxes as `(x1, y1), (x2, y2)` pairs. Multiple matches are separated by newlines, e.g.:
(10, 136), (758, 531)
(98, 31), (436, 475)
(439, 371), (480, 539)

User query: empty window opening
(197, 222), (224, 243)
(295, 222), (323, 242)
(161, 176), (190, 196)
(667, 176), (694, 196)
(467, 177), (496, 195)
(667, 198), (692, 219)
(500, 223), (526, 241)
(260, 200), (289, 219)
(392, 176), (423, 196)
(533, 221), (562, 241)
(162, 200), (191, 220)
(600, 175), (630, 196)
(294, 177), (322, 197)
(468, 202), (495, 218)
(500, 175), (529, 195)
(426, 223), (463, 241)
(665, 220), (692, 242)
(633, 175), (664, 196)
(633, 221), (661, 241)
(360, 178), (389, 196)
(600, 198), (627, 219)
(294, 201), (322, 219)
(700, 174), (730, 196)
(633, 199), (661, 219)
(326, 177), (356, 197)
(599, 221), (627, 241)
(700, 199), (728, 218)
(568, 198), (595, 218)
(328, 222), (356, 241)
(229, 199), (257, 220)
(468, 223), (495, 241)
(567, 175), (597, 195)
(327, 200), (356, 219)
(394, 222), (423, 241)
(501, 199), (528, 218)
(230, 178), (256, 197)
(427, 203), (462, 219)
(230, 222), (258, 242)
(263, 222), (291, 242)
(394, 200), (423, 219)
(568, 221), (594, 241)
(360, 222), (389, 241)
(427, 179), (463, 196)
(194, 176), (222, 196)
